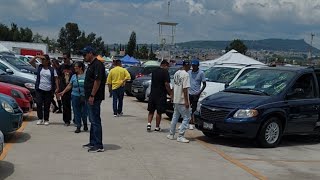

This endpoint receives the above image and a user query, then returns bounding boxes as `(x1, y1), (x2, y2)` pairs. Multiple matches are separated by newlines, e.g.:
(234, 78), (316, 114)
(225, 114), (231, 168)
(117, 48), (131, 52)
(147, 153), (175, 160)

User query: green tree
(20, 27), (33, 42)
(149, 44), (157, 60)
(139, 45), (149, 59)
(0, 24), (10, 41)
(10, 23), (20, 41)
(225, 39), (248, 55)
(127, 31), (136, 56)
(33, 33), (43, 43)
(57, 22), (81, 53)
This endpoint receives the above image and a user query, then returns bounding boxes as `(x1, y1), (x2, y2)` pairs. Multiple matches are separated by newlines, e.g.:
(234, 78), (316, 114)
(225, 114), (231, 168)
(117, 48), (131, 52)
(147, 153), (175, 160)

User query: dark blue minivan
(195, 66), (320, 148)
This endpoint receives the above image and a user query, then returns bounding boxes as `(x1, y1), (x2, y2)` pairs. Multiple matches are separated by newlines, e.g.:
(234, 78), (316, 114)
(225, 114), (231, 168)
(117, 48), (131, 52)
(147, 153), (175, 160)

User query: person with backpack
(30, 54), (59, 126)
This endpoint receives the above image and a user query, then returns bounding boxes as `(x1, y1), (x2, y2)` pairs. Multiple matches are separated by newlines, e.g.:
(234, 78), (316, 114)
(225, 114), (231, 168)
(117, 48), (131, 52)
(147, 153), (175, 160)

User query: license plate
(203, 122), (213, 130)
(133, 89), (138, 93)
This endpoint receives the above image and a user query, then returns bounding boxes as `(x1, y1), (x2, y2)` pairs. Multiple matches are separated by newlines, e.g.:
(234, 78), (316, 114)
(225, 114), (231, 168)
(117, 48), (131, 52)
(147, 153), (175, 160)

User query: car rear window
(143, 66), (159, 75)
(127, 66), (143, 75)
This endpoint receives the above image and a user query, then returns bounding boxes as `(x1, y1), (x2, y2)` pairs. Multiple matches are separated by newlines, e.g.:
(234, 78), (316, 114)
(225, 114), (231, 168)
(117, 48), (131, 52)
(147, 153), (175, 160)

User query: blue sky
(1, 0), (320, 47)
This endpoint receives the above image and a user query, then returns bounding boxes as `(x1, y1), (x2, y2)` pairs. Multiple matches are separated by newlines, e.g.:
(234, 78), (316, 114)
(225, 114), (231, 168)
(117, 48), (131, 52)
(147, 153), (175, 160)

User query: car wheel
(136, 97), (145, 102)
(202, 131), (219, 138)
(257, 117), (282, 148)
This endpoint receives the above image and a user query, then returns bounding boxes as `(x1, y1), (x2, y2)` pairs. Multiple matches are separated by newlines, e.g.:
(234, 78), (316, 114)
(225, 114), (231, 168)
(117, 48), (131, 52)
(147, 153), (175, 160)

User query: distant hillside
(176, 39), (320, 53)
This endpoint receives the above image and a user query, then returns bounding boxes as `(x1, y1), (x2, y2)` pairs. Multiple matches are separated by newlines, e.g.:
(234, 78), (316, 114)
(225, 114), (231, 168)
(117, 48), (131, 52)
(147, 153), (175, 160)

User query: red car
(0, 82), (32, 113)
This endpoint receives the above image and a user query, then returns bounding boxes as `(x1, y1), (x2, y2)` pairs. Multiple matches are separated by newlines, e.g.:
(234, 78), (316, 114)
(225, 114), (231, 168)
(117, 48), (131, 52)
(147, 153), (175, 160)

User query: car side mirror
(6, 69), (13, 74)
(287, 88), (304, 99)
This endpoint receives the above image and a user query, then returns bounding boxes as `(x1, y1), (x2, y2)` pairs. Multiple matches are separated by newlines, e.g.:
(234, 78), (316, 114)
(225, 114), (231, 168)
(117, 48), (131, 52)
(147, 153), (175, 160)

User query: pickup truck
(195, 66), (320, 148)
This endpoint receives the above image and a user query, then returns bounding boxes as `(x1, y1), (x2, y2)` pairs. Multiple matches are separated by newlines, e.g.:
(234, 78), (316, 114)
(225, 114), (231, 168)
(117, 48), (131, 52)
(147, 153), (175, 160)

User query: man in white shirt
(167, 60), (191, 143)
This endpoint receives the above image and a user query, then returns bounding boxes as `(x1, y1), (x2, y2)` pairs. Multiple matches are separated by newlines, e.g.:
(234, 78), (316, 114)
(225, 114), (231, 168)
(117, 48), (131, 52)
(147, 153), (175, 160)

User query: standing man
(107, 59), (131, 117)
(59, 52), (74, 126)
(147, 60), (172, 132)
(81, 46), (106, 153)
(188, 59), (206, 130)
(167, 60), (191, 143)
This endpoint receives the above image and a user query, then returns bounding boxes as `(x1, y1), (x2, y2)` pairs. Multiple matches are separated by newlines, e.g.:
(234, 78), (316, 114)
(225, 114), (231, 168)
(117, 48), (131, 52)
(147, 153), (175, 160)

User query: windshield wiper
(224, 88), (270, 96)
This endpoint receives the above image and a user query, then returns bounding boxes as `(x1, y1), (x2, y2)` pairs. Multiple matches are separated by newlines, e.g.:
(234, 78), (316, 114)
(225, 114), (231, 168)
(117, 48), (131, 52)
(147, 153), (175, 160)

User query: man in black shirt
(81, 46), (106, 153)
(59, 52), (74, 125)
(147, 60), (172, 132)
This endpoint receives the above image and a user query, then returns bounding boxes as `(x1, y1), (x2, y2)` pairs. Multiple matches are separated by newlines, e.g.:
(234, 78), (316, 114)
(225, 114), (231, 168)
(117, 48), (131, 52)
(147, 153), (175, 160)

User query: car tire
(202, 131), (219, 138)
(136, 97), (145, 102)
(257, 117), (282, 148)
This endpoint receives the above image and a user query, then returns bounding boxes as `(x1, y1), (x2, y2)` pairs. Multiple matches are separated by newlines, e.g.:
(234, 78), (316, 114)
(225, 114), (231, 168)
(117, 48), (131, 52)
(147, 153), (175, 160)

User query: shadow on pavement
(195, 134), (320, 148)
(23, 115), (38, 122)
(4, 132), (31, 144)
(104, 144), (121, 151)
(0, 161), (14, 180)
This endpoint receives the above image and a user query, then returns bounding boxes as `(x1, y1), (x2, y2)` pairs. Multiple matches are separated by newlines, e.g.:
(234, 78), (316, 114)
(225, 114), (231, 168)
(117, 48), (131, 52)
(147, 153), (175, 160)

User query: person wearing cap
(167, 60), (191, 143)
(188, 59), (206, 130)
(147, 60), (172, 132)
(81, 46), (106, 153)
(59, 52), (74, 126)
(107, 59), (131, 117)
(29, 54), (59, 126)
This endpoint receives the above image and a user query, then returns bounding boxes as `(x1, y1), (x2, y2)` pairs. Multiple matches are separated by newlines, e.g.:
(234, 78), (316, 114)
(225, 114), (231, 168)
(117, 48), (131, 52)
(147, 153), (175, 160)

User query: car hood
(199, 82), (226, 101)
(0, 82), (30, 93)
(201, 91), (273, 109)
(0, 74), (35, 84)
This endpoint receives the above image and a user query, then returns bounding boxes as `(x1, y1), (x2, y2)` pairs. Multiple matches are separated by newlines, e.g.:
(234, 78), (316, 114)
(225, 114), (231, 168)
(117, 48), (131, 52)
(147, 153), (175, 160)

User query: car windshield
(0, 69), (6, 75)
(205, 67), (241, 83)
(3, 56), (29, 66)
(225, 69), (296, 96)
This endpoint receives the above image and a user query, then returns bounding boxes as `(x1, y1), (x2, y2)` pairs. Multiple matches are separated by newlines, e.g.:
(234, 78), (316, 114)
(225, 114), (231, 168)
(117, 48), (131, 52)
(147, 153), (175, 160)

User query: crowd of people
(29, 46), (206, 153)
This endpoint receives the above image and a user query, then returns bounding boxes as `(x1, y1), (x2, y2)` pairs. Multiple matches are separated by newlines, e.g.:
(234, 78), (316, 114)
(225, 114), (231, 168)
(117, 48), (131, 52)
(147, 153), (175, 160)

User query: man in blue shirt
(188, 60), (206, 130)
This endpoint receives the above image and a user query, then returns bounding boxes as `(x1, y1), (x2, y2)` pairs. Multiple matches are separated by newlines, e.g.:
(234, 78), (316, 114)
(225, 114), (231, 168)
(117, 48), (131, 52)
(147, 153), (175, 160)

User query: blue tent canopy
(122, 56), (139, 64)
(121, 55), (131, 62)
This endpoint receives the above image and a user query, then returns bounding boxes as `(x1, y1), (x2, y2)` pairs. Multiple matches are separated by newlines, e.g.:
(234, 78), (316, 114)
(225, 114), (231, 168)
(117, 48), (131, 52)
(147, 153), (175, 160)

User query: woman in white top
(30, 55), (59, 126)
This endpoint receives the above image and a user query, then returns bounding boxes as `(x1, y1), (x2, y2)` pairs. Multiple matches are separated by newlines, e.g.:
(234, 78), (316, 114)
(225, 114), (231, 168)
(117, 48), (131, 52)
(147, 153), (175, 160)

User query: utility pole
(309, 33), (315, 60)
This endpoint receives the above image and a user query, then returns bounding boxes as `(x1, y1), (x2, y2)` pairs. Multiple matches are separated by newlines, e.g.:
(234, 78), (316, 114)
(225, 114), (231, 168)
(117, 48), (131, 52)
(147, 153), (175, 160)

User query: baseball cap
(191, 59), (200, 65)
(80, 46), (95, 55)
(182, 60), (191, 66)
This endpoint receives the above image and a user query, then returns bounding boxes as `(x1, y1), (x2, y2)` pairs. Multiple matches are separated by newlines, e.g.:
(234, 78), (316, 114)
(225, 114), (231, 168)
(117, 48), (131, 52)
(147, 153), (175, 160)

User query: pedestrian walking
(147, 60), (172, 132)
(29, 55), (59, 126)
(59, 52), (74, 126)
(59, 61), (88, 133)
(51, 58), (62, 113)
(188, 59), (206, 130)
(81, 46), (106, 153)
(167, 60), (191, 143)
(107, 59), (131, 117)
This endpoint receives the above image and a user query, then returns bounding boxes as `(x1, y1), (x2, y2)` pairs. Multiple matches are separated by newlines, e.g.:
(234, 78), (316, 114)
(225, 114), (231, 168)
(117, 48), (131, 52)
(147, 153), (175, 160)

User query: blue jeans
(71, 95), (88, 129)
(112, 87), (124, 115)
(87, 100), (103, 149)
(170, 104), (191, 138)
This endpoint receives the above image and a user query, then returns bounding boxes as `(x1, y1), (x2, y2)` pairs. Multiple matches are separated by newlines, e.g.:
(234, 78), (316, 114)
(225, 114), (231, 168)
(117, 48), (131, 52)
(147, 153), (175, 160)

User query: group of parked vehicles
(0, 53), (37, 144)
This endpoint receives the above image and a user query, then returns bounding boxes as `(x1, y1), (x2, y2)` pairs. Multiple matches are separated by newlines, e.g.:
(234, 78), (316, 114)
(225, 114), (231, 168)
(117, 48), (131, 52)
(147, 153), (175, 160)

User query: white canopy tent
(201, 49), (264, 66)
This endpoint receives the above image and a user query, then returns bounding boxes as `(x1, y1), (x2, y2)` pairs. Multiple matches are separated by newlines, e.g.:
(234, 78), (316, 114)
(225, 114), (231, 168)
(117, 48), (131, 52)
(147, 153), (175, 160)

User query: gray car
(0, 58), (36, 81)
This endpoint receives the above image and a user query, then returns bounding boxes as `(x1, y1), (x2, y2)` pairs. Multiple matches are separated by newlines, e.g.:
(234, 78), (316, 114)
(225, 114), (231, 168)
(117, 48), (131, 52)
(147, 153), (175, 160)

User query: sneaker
(154, 127), (161, 132)
(118, 112), (123, 116)
(82, 143), (93, 149)
(167, 134), (175, 140)
(75, 128), (81, 133)
(88, 147), (105, 153)
(44, 121), (49, 126)
(113, 113), (117, 117)
(189, 124), (194, 130)
(147, 124), (151, 132)
(36, 120), (44, 125)
(64, 123), (70, 126)
(177, 137), (190, 143)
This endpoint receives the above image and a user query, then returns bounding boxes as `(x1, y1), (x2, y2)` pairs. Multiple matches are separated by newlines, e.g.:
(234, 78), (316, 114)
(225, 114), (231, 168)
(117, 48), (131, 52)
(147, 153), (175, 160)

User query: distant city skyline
(1, 0), (320, 48)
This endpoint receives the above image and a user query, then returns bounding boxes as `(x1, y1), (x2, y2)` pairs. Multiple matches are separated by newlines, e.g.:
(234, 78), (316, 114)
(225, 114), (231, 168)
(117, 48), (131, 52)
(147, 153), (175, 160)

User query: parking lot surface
(1, 95), (320, 180)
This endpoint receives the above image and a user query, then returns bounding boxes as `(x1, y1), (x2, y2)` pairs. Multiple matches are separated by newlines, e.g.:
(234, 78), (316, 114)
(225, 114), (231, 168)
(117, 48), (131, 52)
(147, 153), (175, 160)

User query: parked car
(0, 93), (23, 134)
(195, 66), (320, 148)
(0, 82), (32, 113)
(165, 64), (265, 118)
(0, 58), (36, 81)
(131, 66), (180, 102)
(125, 66), (160, 96)
(0, 130), (3, 156)
(0, 55), (36, 74)
(0, 69), (35, 109)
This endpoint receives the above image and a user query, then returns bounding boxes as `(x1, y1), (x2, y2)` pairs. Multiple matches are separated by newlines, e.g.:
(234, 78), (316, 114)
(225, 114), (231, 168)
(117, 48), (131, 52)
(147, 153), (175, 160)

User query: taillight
(136, 73), (144, 78)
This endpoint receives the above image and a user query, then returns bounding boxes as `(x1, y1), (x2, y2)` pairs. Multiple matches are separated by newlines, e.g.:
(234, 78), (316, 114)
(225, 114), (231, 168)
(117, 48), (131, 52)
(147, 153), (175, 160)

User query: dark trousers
(87, 100), (103, 149)
(62, 92), (72, 123)
(36, 89), (52, 121)
(112, 87), (124, 115)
